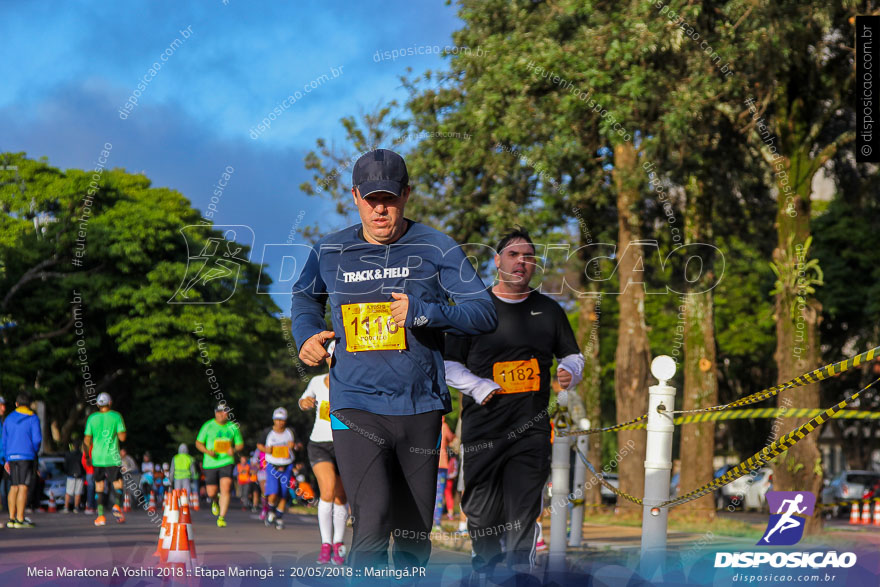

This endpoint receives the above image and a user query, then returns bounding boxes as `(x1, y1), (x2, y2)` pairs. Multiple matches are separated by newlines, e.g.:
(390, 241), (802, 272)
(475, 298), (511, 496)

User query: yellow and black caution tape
(609, 408), (880, 429)
(557, 413), (650, 438)
(671, 345), (880, 417)
(673, 408), (880, 422)
(573, 444), (644, 506)
(660, 376), (880, 509)
(557, 345), (880, 438)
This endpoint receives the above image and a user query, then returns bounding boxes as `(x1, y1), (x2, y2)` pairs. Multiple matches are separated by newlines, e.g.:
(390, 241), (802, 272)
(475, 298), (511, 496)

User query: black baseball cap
(352, 149), (408, 198)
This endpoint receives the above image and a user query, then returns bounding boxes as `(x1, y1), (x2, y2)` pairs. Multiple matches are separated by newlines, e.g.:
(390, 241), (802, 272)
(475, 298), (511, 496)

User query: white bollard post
(549, 393), (571, 573)
(568, 418), (589, 547)
(640, 356), (677, 571)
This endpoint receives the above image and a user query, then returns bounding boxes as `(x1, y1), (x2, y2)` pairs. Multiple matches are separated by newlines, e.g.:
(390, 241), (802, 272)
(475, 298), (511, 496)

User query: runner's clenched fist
(300, 330), (335, 366)
(390, 291), (409, 327)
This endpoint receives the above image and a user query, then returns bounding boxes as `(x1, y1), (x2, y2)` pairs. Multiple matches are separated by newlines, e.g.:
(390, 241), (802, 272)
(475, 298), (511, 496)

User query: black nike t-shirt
(445, 290), (580, 443)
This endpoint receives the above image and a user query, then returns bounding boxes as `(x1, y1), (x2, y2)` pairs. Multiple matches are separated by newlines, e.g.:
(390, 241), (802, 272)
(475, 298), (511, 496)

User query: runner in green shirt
(83, 392), (127, 527)
(195, 403), (244, 527)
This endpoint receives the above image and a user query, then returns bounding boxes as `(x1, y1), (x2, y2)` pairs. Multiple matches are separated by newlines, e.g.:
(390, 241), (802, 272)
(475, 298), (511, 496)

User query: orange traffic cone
(160, 491), (182, 557)
(47, 490), (57, 513)
(850, 503), (861, 525)
(861, 502), (872, 525)
(163, 523), (193, 572)
(123, 493), (131, 512)
(873, 501), (880, 527)
(179, 496), (197, 563)
(153, 491), (180, 560)
(191, 491), (199, 511)
(147, 491), (157, 514)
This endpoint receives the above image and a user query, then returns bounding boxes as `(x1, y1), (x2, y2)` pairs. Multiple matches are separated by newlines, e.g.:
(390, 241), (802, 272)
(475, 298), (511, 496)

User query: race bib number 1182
(492, 358), (540, 394)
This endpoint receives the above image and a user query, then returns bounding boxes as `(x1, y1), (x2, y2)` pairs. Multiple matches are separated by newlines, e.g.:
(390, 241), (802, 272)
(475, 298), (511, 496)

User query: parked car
(743, 468), (773, 512)
(821, 470), (880, 518)
(715, 464), (752, 510)
(38, 455), (66, 508)
(668, 472), (680, 499)
(599, 473), (619, 505)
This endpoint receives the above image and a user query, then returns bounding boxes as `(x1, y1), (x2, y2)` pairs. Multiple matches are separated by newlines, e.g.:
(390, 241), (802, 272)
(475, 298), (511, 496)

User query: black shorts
(93, 466), (121, 484)
(307, 441), (337, 468)
(204, 464), (235, 486)
(9, 460), (34, 486)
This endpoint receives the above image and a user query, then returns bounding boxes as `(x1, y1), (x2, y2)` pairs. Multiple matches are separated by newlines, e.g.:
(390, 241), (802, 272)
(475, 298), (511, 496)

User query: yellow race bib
(213, 438), (231, 453)
(492, 358), (540, 394)
(319, 401), (331, 422)
(341, 302), (406, 352)
(271, 445), (290, 459)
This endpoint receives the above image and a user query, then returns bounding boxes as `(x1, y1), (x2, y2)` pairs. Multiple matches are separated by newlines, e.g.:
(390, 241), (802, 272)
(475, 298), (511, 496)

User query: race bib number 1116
(341, 302), (407, 352)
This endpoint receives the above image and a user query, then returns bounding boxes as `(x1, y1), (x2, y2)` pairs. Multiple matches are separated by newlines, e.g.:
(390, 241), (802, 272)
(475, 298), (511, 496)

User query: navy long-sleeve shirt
(291, 219), (497, 415)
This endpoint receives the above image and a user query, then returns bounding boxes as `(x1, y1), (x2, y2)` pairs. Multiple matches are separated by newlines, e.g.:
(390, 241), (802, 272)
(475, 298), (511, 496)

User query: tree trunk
(773, 149), (823, 535)
(613, 142), (652, 510)
(578, 288), (603, 506)
(679, 175), (718, 520)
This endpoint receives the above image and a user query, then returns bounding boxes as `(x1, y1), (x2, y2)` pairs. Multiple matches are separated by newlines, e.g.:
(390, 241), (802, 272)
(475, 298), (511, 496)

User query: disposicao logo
(714, 491), (857, 569)
(760, 491), (814, 546)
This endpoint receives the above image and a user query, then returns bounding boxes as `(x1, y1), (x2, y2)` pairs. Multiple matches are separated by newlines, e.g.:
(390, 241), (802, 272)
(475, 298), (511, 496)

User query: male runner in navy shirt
(291, 148), (497, 571)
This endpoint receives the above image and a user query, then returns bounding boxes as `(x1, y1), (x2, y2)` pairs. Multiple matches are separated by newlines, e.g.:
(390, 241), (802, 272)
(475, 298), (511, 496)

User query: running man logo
(169, 225), (254, 304)
(758, 491), (816, 546)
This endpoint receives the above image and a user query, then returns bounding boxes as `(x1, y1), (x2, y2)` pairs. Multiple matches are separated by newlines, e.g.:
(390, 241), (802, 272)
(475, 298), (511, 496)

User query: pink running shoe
(536, 538), (547, 551)
(331, 543), (345, 565)
(259, 506), (268, 521)
(318, 543), (332, 565)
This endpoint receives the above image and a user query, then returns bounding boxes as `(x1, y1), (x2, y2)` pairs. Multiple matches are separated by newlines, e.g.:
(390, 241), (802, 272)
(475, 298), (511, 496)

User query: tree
(722, 0), (862, 533)
(0, 153), (285, 456)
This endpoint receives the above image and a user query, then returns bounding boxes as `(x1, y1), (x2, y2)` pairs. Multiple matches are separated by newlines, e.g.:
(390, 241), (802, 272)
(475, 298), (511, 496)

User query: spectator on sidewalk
(0, 396), (6, 512)
(1, 394), (42, 528)
(140, 452), (155, 497)
(170, 444), (197, 492)
(82, 445), (96, 514)
(63, 440), (85, 513)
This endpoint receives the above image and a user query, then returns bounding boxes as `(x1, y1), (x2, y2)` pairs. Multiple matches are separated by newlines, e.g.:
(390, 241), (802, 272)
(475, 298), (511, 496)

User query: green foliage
(0, 153), (285, 457)
(769, 235), (824, 319)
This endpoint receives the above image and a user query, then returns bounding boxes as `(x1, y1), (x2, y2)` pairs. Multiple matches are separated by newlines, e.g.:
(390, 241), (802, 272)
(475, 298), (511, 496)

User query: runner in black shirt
(445, 227), (584, 582)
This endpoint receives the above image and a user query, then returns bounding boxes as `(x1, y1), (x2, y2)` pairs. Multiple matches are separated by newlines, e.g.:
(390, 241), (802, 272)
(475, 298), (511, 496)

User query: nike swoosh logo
(531, 311), (542, 316)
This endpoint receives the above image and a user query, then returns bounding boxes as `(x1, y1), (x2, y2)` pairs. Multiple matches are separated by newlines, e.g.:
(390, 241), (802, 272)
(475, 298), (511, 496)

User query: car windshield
(40, 460), (65, 480)
(847, 474), (880, 485)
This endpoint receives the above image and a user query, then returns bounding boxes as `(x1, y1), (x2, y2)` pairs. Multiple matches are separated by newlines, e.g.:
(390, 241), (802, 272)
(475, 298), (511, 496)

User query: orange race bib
(341, 302), (406, 352)
(318, 401), (331, 422)
(492, 358), (540, 394)
(271, 445), (290, 459)
(213, 438), (231, 453)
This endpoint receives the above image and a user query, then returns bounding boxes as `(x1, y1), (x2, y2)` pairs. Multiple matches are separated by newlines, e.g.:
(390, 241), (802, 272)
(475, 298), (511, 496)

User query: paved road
(0, 506), (475, 586)
(4, 506), (877, 586)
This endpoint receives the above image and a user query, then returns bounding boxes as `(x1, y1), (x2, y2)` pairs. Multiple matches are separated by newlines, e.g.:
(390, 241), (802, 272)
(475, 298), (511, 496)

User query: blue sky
(0, 0), (463, 312)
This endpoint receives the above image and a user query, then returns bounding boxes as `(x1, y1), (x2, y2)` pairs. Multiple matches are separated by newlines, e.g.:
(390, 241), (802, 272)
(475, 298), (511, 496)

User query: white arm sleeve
(557, 353), (585, 390)
(444, 360), (500, 405)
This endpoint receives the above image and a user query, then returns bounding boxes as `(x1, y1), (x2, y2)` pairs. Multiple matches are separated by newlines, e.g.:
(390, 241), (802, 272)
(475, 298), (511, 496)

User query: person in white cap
(83, 392), (127, 526)
(256, 407), (295, 530)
